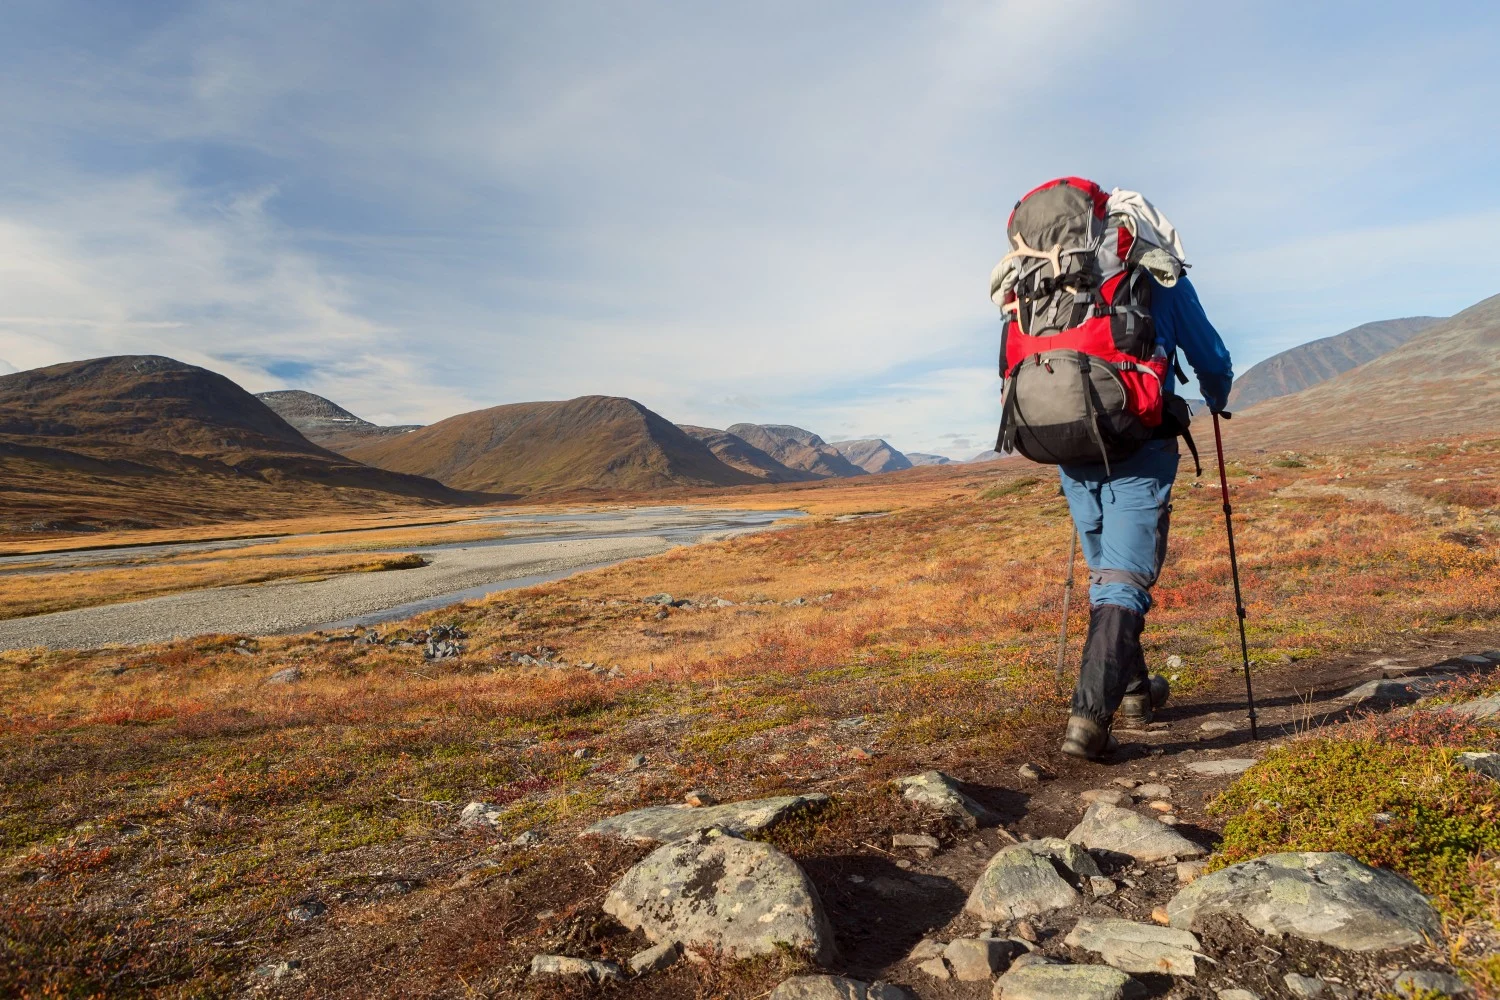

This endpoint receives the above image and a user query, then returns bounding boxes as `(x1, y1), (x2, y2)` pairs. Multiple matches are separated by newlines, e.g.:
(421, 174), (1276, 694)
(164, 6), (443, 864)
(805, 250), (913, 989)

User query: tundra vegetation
(2, 439), (1498, 998)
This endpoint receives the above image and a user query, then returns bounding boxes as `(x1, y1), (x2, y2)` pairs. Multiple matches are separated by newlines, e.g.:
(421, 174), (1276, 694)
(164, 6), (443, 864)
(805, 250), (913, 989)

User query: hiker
(990, 177), (1234, 759)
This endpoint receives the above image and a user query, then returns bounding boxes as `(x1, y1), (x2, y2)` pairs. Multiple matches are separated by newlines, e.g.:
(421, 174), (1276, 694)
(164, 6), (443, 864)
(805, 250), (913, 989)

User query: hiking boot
(1119, 674), (1170, 725)
(1060, 714), (1118, 760)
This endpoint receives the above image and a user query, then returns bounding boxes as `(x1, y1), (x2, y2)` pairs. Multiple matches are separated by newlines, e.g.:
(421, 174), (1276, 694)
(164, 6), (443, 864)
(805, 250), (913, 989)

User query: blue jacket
(1151, 276), (1233, 412)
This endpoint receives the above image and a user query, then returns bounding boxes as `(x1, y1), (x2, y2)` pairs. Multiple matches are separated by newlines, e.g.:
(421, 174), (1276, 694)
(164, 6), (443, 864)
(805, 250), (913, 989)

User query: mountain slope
(345, 396), (759, 494)
(1227, 316), (1444, 411)
(906, 453), (953, 466)
(678, 426), (818, 483)
(829, 438), (913, 474)
(1233, 294), (1500, 445)
(256, 390), (421, 455)
(725, 424), (867, 478)
(0, 356), (481, 534)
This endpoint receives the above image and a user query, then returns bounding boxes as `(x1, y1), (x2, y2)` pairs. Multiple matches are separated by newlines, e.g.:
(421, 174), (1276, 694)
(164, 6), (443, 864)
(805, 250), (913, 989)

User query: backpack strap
(1076, 356), (1113, 477)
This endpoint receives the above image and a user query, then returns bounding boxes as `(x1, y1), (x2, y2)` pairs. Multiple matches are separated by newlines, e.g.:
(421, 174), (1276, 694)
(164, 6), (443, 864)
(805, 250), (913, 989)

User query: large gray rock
(581, 792), (829, 843)
(894, 771), (999, 828)
(1339, 679), (1417, 705)
(1064, 916), (1206, 976)
(1184, 758), (1257, 777)
(1166, 851), (1441, 951)
(990, 962), (1139, 1000)
(1391, 970), (1471, 997)
(966, 838), (1099, 921)
(1066, 802), (1206, 862)
(603, 831), (835, 963)
(770, 976), (913, 1000)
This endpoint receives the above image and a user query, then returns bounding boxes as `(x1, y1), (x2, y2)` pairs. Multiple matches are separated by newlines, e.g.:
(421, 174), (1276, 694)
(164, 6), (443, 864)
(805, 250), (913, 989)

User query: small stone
(1339, 679), (1417, 705)
(1199, 720), (1236, 733)
(895, 859), (912, 869)
(916, 956), (950, 980)
(1217, 991), (1262, 1000)
(511, 830), (540, 847)
(1090, 876), (1117, 897)
(573, 747), (593, 759)
(1009, 952), (1054, 970)
(1185, 758), (1257, 776)
(1067, 802), (1206, 862)
(458, 801), (501, 828)
(943, 937), (1015, 981)
(1018, 763), (1045, 781)
(1064, 916), (1206, 976)
(893, 833), (941, 850)
(893, 771), (999, 828)
(1283, 973), (1326, 998)
(1014, 920), (1038, 943)
(684, 789), (717, 807)
(1166, 655), (1185, 670)
(626, 753), (647, 770)
(644, 593), (674, 604)
(628, 940), (681, 975)
(1151, 906), (1170, 925)
(265, 666), (303, 684)
(1080, 788), (1132, 806)
(1149, 800), (1173, 812)
(1160, 814), (1180, 826)
(1177, 861), (1207, 884)
(252, 959), (304, 981)
(286, 899), (326, 922)
(965, 838), (1101, 921)
(771, 977), (914, 1000)
(1457, 751), (1500, 781)
(991, 962), (1138, 999)
(905, 938), (945, 962)
(1135, 783), (1171, 799)
(529, 954), (624, 983)
(1111, 777), (1140, 789)
(1390, 970), (1471, 997)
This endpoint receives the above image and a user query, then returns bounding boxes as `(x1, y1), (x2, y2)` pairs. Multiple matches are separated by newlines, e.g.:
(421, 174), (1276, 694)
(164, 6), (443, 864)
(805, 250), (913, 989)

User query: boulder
(1066, 802), (1206, 862)
(1063, 916), (1206, 976)
(966, 838), (1099, 922)
(529, 954), (623, 983)
(894, 771), (999, 828)
(627, 940), (681, 975)
(457, 801), (502, 828)
(1338, 679), (1417, 705)
(581, 792), (829, 843)
(990, 962), (1139, 1000)
(1166, 851), (1441, 951)
(770, 977), (912, 1000)
(602, 831), (835, 963)
(1282, 973), (1325, 998)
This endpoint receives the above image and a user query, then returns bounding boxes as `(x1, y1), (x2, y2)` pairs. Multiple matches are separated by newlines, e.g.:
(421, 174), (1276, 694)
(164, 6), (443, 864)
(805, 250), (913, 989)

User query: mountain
(344, 396), (760, 495)
(0, 356), (481, 534)
(1233, 294), (1500, 445)
(678, 426), (818, 483)
(256, 389), (421, 455)
(724, 424), (867, 478)
(968, 450), (1004, 463)
(1226, 316), (1444, 411)
(829, 438), (913, 474)
(907, 453), (953, 466)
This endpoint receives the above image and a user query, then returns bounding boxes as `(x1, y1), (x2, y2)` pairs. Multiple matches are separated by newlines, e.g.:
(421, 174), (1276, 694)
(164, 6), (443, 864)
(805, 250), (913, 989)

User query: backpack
(993, 176), (1191, 474)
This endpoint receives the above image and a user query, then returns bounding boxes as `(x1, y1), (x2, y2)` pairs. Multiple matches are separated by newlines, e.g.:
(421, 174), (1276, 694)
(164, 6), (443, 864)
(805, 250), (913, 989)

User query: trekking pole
(1212, 412), (1259, 739)
(1056, 529), (1078, 678)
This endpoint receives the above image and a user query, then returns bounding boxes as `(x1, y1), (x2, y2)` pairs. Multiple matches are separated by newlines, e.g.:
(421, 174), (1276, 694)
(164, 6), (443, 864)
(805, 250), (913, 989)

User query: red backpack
(994, 177), (1183, 474)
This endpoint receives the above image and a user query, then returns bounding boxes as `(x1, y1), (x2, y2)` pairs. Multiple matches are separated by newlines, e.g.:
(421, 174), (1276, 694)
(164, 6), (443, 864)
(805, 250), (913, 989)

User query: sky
(2, 2), (1498, 460)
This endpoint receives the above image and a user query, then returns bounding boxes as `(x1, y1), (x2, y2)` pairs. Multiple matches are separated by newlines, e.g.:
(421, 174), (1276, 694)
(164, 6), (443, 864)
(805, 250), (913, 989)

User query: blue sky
(1, 2), (1497, 459)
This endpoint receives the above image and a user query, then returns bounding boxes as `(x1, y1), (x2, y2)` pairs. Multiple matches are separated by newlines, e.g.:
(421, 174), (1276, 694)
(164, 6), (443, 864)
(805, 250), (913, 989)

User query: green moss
(1209, 739), (1500, 920)
(979, 477), (1041, 501)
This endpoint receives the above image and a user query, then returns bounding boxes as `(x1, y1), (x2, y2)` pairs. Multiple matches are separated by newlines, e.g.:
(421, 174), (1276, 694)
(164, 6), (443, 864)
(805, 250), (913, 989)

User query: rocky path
(513, 639), (1500, 1000)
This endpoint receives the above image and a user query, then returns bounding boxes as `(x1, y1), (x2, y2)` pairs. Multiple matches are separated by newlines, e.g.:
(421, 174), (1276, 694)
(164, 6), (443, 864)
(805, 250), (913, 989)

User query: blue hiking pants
(1058, 439), (1179, 616)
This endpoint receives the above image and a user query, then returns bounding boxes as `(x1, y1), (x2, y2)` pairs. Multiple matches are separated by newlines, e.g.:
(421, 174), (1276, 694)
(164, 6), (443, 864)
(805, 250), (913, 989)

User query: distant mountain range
(677, 426), (818, 483)
(0, 356), (482, 533)
(829, 438), (912, 474)
(726, 424), (868, 479)
(1226, 316), (1444, 411)
(906, 453), (953, 466)
(256, 389), (421, 454)
(1234, 293), (1500, 446)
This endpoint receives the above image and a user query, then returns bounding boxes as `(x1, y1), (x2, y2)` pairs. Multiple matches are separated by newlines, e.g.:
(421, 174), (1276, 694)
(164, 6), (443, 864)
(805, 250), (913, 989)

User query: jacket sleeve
(1157, 276), (1234, 412)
